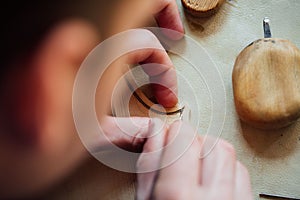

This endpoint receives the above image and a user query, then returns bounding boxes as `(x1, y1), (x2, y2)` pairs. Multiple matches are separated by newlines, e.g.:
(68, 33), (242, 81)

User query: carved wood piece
(232, 38), (300, 130)
(181, 0), (225, 17)
(126, 79), (184, 124)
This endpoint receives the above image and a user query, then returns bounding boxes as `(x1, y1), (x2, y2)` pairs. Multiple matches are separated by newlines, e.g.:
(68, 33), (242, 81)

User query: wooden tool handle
(232, 38), (300, 130)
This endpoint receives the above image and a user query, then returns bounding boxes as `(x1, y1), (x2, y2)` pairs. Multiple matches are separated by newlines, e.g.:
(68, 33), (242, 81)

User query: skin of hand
(106, 0), (184, 39)
(136, 121), (253, 200)
(0, 0), (184, 198)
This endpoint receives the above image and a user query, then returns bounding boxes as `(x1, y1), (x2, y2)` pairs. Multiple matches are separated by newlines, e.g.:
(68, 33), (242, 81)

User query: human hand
(96, 0), (184, 115)
(86, 22), (182, 194)
(0, 1), (184, 198)
(108, 0), (184, 40)
(136, 121), (253, 200)
(88, 29), (179, 168)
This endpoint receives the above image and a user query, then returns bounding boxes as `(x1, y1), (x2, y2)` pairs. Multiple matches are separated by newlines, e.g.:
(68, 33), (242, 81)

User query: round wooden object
(181, 0), (225, 17)
(232, 38), (300, 130)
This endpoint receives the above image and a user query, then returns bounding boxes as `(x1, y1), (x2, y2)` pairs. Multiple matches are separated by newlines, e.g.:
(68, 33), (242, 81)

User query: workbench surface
(45, 0), (300, 199)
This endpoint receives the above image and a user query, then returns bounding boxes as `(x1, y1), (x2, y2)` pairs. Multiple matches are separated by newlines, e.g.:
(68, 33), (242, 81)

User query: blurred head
(0, 0), (153, 198)
(0, 0), (162, 197)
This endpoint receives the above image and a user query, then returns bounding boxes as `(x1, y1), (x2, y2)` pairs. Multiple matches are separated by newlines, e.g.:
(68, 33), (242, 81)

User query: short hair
(1, 0), (114, 75)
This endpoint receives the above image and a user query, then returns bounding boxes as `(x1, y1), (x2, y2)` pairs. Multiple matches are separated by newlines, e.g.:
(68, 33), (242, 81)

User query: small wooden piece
(181, 0), (225, 17)
(128, 86), (184, 124)
(232, 18), (300, 130)
(124, 75), (184, 124)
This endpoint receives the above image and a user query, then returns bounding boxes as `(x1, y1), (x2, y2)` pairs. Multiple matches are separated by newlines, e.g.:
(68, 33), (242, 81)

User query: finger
(122, 31), (178, 108)
(201, 139), (236, 199)
(92, 116), (151, 152)
(94, 116), (169, 200)
(234, 162), (253, 200)
(93, 116), (163, 152)
(96, 29), (178, 118)
(108, 0), (184, 40)
(136, 118), (168, 200)
(151, 121), (201, 200)
(139, 56), (178, 108)
(154, 0), (185, 40)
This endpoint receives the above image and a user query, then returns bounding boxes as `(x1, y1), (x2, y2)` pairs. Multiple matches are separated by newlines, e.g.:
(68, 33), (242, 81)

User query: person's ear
(3, 19), (100, 147)
(0, 20), (100, 197)
(36, 19), (100, 75)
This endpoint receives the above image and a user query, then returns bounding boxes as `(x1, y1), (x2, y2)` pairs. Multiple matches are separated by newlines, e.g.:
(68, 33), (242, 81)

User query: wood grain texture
(232, 38), (300, 130)
(181, 0), (225, 17)
(126, 79), (183, 124)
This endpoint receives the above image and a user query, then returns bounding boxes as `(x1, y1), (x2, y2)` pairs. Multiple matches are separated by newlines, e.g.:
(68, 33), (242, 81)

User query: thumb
(92, 116), (151, 152)
(89, 116), (168, 200)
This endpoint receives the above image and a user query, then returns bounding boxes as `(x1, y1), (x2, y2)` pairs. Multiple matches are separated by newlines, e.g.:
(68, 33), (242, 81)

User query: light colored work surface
(46, 0), (300, 199)
(175, 0), (300, 199)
